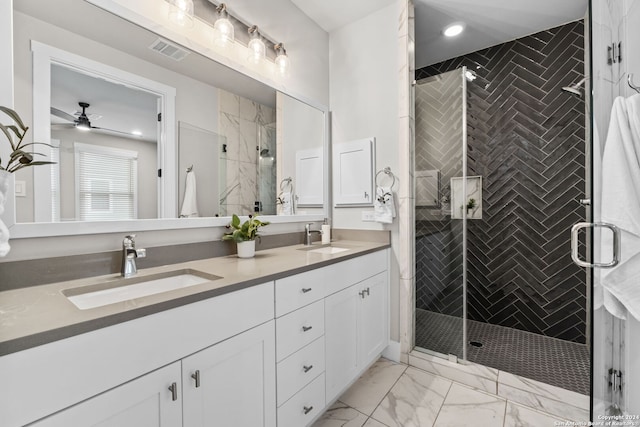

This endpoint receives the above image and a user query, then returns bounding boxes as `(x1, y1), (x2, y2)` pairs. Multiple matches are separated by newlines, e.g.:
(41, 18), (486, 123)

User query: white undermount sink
(63, 269), (221, 310)
(305, 246), (350, 255)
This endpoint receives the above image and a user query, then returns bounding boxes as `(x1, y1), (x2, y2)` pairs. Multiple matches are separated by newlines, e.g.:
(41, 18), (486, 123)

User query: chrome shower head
(562, 77), (587, 97)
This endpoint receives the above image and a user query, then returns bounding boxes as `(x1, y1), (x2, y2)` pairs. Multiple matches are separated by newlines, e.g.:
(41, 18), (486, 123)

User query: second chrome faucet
(304, 223), (323, 246)
(121, 234), (147, 277)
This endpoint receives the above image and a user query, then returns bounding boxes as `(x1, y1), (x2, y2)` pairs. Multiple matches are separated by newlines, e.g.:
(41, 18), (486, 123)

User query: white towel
(180, 170), (199, 218)
(374, 186), (396, 224)
(600, 94), (640, 321)
(0, 177), (10, 256)
(278, 192), (293, 215)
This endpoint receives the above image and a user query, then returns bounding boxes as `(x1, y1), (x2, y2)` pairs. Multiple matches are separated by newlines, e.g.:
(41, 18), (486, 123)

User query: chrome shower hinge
(607, 42), (622, 65)
(608, 368), (623, 392)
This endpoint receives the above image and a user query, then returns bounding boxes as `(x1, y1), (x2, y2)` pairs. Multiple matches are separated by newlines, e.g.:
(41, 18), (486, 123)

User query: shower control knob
(579, 199), (591, 206)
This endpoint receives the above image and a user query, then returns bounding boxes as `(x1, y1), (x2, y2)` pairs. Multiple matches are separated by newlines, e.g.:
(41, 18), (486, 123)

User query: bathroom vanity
(0, 240), (390, 427)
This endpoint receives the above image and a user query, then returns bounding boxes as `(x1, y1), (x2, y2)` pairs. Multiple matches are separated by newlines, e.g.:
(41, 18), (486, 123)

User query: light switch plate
(361, 210), (375, 221)
(15, 180), (26, 197)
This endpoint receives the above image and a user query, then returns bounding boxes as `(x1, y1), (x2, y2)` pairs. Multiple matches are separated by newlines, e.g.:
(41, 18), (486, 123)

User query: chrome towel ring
(375, 167), (396, 188)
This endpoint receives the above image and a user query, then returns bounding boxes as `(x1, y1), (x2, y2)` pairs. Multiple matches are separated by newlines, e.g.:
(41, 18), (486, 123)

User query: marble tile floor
(312, 358), (590, 427)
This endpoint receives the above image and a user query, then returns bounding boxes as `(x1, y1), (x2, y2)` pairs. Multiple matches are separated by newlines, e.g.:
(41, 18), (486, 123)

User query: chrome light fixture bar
(165, 0), (291, 76)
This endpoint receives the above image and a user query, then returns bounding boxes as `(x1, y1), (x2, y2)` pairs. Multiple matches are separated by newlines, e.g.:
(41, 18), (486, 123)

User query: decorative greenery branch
(0, 106), (56, 173)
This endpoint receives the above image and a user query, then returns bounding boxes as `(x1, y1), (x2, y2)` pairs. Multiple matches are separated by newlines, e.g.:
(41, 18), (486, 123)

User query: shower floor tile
(415, 309), (590, 395)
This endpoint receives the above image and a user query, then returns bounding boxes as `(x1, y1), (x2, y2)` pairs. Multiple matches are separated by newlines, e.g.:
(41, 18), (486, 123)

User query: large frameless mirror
(8, 0), (327, 236)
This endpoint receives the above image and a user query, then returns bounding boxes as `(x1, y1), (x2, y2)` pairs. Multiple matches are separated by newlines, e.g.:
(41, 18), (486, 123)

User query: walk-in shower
(413, 20), (590, 395)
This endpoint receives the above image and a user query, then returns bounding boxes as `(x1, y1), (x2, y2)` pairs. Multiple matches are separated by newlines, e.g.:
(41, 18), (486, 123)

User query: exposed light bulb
(76, 123), (91, 131)
(213, 4), (234, 48)
(132, 130), (143, 136)
(443, 23), (464, 37)
(274, 43), (290, 78)
(247, 26), (266, 65)
(167, 0), (194, 28)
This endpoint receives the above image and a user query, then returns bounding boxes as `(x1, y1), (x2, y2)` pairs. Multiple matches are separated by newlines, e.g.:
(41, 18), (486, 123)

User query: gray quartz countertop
(0, 240), (389, 356)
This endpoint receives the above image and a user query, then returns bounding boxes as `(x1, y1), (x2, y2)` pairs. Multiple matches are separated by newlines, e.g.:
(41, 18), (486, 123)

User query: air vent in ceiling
(149, 38), (190, 61)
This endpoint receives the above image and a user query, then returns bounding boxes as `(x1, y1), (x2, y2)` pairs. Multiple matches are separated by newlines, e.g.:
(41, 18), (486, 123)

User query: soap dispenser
(322, 218), (331, 245)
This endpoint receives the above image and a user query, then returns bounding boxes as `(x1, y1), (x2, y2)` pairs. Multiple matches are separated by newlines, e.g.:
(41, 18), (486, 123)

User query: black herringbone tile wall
(415, 21), (587, 344)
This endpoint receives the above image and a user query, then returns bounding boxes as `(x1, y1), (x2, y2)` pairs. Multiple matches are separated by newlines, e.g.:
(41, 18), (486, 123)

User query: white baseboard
(382, 340), (401, 362)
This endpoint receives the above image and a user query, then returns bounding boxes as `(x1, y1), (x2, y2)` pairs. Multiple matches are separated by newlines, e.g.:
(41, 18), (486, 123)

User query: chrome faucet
(121, 234), (147, 278)
(304, 223), (323, 246)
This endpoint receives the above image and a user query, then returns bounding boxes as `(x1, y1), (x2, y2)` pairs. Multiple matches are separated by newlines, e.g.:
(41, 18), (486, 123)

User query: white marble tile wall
(218, 89), (275, 216)
(397, 0), (416, 361)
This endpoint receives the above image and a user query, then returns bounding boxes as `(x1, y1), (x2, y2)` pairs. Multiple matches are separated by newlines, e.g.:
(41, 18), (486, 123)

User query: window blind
(74, 143), (138, 221)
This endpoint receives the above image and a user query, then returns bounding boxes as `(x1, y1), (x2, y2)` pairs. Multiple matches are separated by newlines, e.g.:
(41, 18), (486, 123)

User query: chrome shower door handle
(571, 222), (620, 268)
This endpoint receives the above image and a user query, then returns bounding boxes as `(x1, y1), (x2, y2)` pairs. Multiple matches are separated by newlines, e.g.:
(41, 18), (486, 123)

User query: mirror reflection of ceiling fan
(51, 102), (141, 138)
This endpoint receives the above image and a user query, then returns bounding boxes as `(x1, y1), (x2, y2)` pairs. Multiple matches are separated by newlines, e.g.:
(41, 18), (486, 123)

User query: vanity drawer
(324, 250), (388, 296)
(277, 373), (325, 427)
(275, 268), (326, 317)
(276, 300), (324, 362)
(277, 336), (325, 406)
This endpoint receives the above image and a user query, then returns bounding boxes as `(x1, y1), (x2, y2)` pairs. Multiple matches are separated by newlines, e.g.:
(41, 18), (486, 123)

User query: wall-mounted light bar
(165, 0), (290, 77)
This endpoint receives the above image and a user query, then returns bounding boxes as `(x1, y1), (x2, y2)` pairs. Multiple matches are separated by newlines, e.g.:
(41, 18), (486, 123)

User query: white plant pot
(237, 240), (256, 258)
(0, 170), (11, 257)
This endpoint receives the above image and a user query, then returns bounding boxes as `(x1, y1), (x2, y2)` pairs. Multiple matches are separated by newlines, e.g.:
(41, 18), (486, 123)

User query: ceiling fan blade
(51, 123), (76, 129)
(50, 106), (76, 122)
(91, 126), (141, 138)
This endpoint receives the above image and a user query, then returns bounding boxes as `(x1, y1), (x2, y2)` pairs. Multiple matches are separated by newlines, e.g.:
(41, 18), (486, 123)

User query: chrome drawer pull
(191, 370), (201, 388)
(302, 325), (313, 332)
(301, 287), (312, 293)
(303, 365), (313, 373)
(168, 382), (178, 401)
(359, 287), (370, 298)
(303, 406), (314, 415)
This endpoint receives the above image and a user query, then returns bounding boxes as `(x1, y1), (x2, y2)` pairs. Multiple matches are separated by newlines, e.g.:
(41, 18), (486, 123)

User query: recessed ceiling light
(132, 130), (142, 136)
(443, 23), (464, 37)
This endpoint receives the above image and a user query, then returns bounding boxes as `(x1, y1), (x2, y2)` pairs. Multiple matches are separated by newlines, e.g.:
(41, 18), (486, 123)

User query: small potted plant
(222, 214), (270, 258)
(0, 106), (56, 256)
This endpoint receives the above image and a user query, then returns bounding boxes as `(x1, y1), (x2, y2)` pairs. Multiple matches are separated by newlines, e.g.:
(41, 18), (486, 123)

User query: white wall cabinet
(325, 271), (389, 403)
(333, 138), (375, 206)
(31, 362), (183, 427)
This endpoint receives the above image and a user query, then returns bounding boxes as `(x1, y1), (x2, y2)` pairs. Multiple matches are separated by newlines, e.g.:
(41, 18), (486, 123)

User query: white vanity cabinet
(325, 271), (389, 402)
(274, 249), (389, 426)
(31, 322), (276, 427)
(1, 282), (275, 427)
(182, 321), (276, 427)
(31, 362), (183, 427)
(275, 269), (328, 427)
(1, 248), (390, 427)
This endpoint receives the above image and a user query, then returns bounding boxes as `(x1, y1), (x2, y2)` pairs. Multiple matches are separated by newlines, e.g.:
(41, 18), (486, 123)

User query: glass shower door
(414, 67), (468, 361)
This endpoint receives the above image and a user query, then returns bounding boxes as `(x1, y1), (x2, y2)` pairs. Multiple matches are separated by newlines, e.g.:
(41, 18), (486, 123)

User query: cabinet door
(358, 272), (389, 367)
(182, 321), (276, 427)
(31, 362), (182, 427)
(333, 138), (374, 206)
(324, 284), (360, 402)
